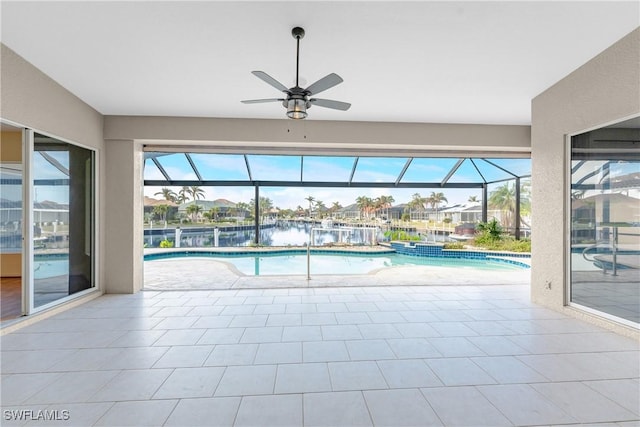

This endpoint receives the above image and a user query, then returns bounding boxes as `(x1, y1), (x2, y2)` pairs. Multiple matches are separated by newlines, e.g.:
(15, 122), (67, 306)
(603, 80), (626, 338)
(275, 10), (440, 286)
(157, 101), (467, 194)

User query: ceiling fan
(241, 27), (351, 119)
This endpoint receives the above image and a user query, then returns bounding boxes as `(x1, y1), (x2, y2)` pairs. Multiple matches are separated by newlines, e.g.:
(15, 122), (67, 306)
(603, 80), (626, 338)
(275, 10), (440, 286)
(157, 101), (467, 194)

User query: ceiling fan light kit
(242, 27), (350, 119)
(287, 98), (307, 119)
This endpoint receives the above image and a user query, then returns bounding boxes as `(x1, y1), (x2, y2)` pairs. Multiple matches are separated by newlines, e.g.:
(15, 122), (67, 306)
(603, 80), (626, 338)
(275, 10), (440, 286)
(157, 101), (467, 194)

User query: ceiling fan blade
(304, 73), (343, 96)
(309, 98), (351, 111)
(251, 71), (289, 92)
(241, 98), (284, 104)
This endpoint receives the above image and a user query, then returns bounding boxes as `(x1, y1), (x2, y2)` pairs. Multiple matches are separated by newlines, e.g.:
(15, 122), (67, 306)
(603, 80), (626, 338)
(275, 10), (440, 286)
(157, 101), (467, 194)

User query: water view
(144, 221), (452, 248)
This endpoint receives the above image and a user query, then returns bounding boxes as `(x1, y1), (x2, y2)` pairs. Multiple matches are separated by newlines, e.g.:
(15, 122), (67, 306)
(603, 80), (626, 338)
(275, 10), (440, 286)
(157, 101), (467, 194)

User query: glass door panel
(569, 122), (640, 325)
(33, 133), (94, 308)
(0, 124), (24, 320)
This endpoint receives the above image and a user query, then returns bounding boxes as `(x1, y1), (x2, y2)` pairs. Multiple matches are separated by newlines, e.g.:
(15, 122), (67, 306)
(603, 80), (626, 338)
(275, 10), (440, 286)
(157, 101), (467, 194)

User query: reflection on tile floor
(1, 284), (639, 426)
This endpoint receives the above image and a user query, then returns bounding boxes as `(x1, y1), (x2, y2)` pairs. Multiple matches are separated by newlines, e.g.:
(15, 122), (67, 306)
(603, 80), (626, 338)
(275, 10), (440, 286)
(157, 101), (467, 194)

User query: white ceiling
(1, 1), (638, 125)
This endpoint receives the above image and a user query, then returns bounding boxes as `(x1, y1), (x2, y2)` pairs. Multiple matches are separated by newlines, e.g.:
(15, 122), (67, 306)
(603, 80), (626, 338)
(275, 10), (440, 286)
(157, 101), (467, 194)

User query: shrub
(159, 239), (174, 248)
(470, 237), (531, 252)
(443, 242), (465, 250)
(470, 219), (530, 252)
(500, 238), (531, 252)
(384, 230), (421, 241)
(475, 218), (503, 241)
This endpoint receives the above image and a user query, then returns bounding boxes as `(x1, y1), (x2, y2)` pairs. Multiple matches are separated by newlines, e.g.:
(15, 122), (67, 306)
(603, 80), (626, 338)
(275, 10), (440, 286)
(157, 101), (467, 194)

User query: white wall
(531, 28), (640, 337)
(104, 140), (144, 294)
(1, 45), (103, 145)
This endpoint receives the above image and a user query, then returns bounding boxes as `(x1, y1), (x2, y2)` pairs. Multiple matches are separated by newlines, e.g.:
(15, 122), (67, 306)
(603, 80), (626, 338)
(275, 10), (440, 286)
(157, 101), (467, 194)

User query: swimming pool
(145, 250), (527, 276)
(33, 257), (69, 279)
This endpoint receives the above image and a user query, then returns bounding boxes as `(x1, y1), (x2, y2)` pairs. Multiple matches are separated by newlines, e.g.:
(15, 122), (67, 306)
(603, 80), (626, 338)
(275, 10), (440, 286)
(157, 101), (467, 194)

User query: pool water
(33, 258), (69, 279)
(147, 252), (525, 276)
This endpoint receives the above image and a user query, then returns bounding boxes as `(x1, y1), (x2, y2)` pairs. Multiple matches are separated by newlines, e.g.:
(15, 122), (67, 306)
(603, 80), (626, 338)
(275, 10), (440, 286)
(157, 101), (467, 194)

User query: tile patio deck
(1, 282), (639, 426)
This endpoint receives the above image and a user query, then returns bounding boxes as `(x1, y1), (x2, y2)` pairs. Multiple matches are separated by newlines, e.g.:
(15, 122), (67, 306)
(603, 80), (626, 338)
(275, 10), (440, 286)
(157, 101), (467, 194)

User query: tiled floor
(1, 284), (639, 426)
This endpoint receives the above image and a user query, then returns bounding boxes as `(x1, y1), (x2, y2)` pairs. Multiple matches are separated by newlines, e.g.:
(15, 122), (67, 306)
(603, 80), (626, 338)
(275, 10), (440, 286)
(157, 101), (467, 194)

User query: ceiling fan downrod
(292, 27), (305, 88)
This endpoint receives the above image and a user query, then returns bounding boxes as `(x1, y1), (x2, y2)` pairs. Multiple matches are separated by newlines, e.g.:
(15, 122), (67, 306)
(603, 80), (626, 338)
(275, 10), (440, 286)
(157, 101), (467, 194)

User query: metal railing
(306, 226), (379, 280)
(582, 227), (618, 276)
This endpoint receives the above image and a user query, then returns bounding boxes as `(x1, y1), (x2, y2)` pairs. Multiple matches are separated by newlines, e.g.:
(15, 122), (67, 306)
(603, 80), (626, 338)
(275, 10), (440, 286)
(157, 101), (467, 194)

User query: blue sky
(144, 154), (531, 208)
(4, 153), (532, 208)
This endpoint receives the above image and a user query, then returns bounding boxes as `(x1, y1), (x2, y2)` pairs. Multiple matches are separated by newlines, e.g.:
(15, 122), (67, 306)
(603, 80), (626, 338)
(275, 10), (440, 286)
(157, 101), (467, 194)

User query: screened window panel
(401, 158), (459, 183)
(472, 159), (514, 182)
(351, 157), (408, 182)
(302, 156), (355, 182)
(447, 159), (485, 183)
(246, 155), (302, 181)
(152, 153), (198, 180)
(483, 158), (531, 178)
(190, 153), (249, 180)
(144, 158), (165, 181)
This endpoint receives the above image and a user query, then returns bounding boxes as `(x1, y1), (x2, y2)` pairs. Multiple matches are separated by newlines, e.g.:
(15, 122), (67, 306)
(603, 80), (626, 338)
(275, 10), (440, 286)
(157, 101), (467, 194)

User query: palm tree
(373, 197), (384, 217)
(315, 200), (327, 218)
(305, 196), (316, 217)
(233, 202), (248, 218)
(177, 186), (190, 204)
(376, 195), (395, 220)
(519, 180), (532, 225)
(330, 201), (342, 215)
(428, 192), (448, 222)
(489, 183), (515, 229)
(468, 195), (479, 203)
(189, 186), (205, 205)
(152, 204), (170, 227)
(356, 196), (374, 219)
(186, 203), (202, 222)
(488, 182), (531, 230)
(206, 206), (220, 222)
(260, 197), (274, 218)
(408, 193), (427, 220)
(250, 197), (274, 221)
(154, 187), (177, 203)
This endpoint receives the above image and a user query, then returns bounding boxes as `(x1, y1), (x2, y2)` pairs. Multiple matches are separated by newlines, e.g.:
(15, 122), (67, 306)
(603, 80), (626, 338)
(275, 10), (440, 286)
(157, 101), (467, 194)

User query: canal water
(144, 222), (379, 248)
(144, 222), (452, 248)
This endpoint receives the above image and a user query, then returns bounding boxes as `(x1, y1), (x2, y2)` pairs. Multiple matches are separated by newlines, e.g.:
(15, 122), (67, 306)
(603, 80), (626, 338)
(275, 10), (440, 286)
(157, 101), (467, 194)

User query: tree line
(150, 181), (530, 228)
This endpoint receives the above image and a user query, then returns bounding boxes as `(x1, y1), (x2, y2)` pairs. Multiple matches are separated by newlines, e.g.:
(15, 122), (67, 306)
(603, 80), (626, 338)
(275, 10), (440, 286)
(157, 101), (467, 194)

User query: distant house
(143, 197), (178, 220)
(388, 204), (407, 220)
(388, 203), (436, 221)
(1, 199), (70, 225)
(571, 193), (640, 244)
(334, 203), (360, 219)
(1, 198), (24, 224)
(177, 199), (246, 220)
(609, 172), (640, 199)
(441, 203), (485, 223)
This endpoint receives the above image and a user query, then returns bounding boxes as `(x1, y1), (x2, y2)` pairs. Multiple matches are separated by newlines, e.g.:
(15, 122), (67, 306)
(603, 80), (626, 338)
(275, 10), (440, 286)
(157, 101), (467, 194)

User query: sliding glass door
(569, 118), (640, 326)
(0, 123), (97, 318)
(30, 132), (95, 310)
